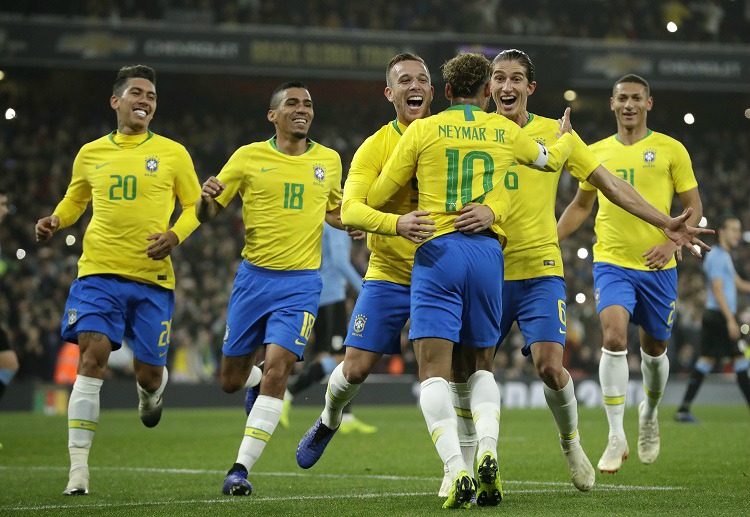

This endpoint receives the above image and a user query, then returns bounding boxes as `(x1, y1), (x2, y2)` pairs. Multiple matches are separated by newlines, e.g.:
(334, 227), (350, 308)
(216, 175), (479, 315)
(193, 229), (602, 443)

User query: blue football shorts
(61, 274), (175, 366)
(498, 275), (567, 356)
(222, 260), (322, 360)
(409, 232), (504, 348)
(593, 262), (678, 340)
(344, 280), (410, 356)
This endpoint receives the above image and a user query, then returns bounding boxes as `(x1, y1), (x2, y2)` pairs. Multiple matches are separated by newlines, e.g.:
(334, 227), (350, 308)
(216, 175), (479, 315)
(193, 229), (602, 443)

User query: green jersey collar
(108, 130), (153, 148)
(615, 129), (652, 145)
(269, 135), (316, 155)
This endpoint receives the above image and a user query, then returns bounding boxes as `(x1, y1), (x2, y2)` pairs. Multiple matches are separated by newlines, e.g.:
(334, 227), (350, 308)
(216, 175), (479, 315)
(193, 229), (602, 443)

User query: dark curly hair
(441, 53), (491, 98)
(112, 65), (156, 97)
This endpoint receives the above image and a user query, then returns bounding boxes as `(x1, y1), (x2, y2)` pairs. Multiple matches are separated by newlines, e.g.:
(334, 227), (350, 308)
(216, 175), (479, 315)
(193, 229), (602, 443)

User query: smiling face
(385, 60), (434, 125)
(110, 77), (156, 135)
(268, 87), (314, 140)
(491, 59), (535, 123)
(611, 82), (652, 131)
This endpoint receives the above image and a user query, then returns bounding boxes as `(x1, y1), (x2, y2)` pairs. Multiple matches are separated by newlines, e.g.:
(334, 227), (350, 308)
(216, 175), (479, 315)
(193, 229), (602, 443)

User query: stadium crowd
(1, 0), (748, 44)
(1, 70), (748, 388)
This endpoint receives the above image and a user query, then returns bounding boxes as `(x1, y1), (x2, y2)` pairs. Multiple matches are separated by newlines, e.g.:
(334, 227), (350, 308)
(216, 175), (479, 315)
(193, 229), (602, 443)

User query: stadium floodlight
(741, 324), (749, 335)
(65, 235), (76, 246)
(0, 71), (5, 81)
(667, 22), (678, 32)
(16, 249), (26, 260)
(684, 113), (695, 124)
(743, 231), (750, 243)
(699, 217), (707, 228)
(575, 293), (586, 304)
(577, 248), (589, 259)
(5, 108), (16, 120)
(564, 90), (577, 101)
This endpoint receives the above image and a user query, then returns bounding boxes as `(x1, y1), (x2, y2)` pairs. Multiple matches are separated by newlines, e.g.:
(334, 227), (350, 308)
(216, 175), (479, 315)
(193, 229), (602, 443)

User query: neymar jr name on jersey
(437, 125), (506, 143)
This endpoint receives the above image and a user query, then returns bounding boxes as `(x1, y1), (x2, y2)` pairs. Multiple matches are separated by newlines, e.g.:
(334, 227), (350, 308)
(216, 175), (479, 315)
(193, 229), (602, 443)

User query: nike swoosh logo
(294, 338), (306, 346)
(600, 159), (610, 164)
(95, 163), (109, 169)
(159, 350), (168, 358)
(559, 328), (566, 334)
(261, 167), (278, 172)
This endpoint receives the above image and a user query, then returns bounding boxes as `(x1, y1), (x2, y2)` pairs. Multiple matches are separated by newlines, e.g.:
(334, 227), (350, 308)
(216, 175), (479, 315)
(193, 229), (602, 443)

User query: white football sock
(321, 362), (359, 429)
(236, 395), (282, 471)
(68, 375), (103, 471)
(421, 377), (466, 479)
(640, 350), (668, 421)
(543, 371), (580, 446)
(244, 365), (263, 389)
(451, 381), (477, 472)
(137, 368), (168, 407)
(468, 370), (500, 459)
(600, 348), (628, 440)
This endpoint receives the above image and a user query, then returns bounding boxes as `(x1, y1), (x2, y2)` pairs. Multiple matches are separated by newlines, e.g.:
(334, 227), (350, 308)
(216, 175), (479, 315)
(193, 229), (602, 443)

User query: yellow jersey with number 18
(215, 137), (342, 271)
(581, 130), (697, 271)
(52, 130), (202, 290)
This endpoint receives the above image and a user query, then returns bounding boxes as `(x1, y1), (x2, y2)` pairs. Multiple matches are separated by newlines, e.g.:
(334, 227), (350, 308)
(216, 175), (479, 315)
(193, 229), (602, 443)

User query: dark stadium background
(0, 0), (749, 410)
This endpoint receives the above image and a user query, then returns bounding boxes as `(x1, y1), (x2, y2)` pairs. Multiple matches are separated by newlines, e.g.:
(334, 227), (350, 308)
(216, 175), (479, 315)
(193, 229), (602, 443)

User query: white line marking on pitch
(0, 465), (685, 492)
(0, 484), (684, 512)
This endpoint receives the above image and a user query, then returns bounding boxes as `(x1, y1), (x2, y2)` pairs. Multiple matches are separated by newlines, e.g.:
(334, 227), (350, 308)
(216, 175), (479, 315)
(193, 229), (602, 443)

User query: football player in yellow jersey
(34, 65), (202, 496)
(197, 82), (346, 497)
(558, 74), (706, 474)
(295, 53), (503, 477)
(366, 52), (581, 509)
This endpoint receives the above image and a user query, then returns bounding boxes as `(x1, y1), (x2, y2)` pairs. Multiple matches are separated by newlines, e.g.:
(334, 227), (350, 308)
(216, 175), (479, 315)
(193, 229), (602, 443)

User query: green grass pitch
(0, 404), (748, 515)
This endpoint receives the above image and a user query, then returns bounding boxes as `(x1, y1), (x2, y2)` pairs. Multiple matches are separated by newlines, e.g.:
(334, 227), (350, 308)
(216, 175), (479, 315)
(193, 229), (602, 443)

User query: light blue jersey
(319, 223), (363, 307)
(704, 246), (737, 313)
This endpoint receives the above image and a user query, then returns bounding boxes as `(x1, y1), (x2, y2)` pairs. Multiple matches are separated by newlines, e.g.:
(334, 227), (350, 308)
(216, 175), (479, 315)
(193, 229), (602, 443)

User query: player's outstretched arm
(35, 215), (60, 243)
(557, 187), (596, 241)
(196, 176), (225, 223)
(662, 207), (713, 259)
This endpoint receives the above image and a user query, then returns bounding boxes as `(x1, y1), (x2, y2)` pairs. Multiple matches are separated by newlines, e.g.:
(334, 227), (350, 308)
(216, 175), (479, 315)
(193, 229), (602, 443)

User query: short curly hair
(441, 53), (491, 98)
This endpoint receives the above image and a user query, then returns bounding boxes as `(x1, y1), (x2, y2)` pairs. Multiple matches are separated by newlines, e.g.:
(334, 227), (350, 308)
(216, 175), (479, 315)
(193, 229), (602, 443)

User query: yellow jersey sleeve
(53, 149), (92, 229)
(167, 146), (202, 244)
(342, 129), (400, 236)
(347, 121), (419, 285)
(566, 131), (600, 183)
(215, 146), (252, 208)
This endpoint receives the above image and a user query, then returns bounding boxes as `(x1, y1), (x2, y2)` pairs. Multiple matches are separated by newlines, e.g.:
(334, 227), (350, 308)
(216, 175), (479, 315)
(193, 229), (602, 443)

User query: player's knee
(342, 362), (369, 385)
(78, 354), (107, 378)
(602, 332), (627, 352)
(535, 361), (564, 387)
(220, 375), (243, 393)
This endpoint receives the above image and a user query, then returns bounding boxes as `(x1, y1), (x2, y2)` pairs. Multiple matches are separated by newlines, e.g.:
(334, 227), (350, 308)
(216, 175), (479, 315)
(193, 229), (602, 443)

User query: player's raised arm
(513, 108), (574, 173)
(557, 186), (597, 241)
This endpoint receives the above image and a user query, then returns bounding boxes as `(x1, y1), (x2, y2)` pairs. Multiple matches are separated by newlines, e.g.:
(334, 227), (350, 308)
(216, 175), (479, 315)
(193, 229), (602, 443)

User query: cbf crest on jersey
(67, 309), (77, 325)
(313, 164), (326, 182)
(145, 156), (159, 174)
(643, 149), (656, 165)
